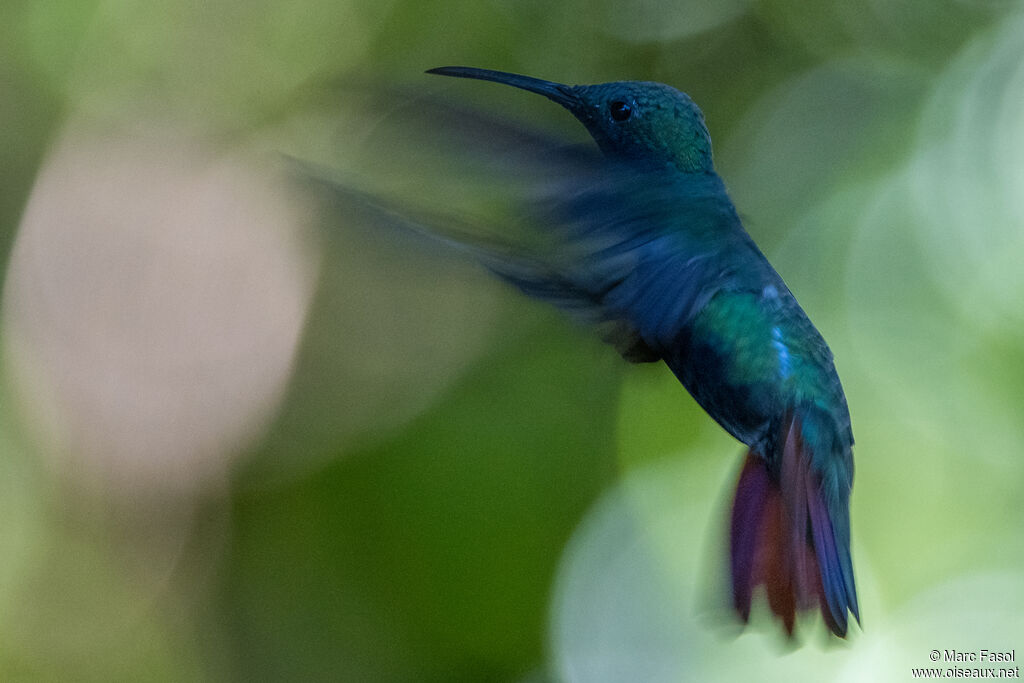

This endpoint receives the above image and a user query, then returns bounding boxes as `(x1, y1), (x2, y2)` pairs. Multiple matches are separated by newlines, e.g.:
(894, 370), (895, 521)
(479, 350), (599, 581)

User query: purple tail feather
(730, 418), (857, 637)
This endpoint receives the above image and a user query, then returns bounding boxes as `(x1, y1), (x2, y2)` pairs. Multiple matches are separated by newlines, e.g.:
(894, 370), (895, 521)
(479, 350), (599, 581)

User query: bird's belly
(665, 337), (779, 450)
(656, 290), (801, 451)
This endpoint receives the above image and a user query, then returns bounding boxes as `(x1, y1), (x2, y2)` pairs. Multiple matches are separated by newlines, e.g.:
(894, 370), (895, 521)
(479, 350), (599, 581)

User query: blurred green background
(2, 0), (1024, 681)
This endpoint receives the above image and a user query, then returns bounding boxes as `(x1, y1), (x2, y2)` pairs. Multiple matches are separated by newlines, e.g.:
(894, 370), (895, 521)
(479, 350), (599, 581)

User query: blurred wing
(537, 165), (767, 356)
(292, 156), (658, 361)
(289, 89), (757, 364)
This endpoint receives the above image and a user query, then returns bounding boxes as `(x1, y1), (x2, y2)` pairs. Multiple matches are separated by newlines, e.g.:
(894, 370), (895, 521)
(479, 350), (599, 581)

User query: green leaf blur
(1, 1), (1023, 681)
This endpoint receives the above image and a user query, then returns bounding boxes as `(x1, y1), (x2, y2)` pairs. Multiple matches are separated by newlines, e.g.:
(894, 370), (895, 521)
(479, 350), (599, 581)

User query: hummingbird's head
(427, 67), (714, 174)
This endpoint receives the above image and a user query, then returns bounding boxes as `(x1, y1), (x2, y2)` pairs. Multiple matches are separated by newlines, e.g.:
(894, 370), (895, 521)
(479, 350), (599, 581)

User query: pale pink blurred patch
(3, 125), (320, 497)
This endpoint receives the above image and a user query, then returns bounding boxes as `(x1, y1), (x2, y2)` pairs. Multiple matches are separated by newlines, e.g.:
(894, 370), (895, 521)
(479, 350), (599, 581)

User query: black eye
(609, 100), (632, 121)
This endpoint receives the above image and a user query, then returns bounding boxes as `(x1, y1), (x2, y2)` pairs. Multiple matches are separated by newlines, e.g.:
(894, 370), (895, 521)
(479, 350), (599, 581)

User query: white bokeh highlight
(911, 15), (1024, 330)
(3, 125), (319, 495)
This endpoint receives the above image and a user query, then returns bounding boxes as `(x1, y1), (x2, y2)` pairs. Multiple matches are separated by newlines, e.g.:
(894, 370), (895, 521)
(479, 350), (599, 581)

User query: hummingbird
(362, 66), (861, 637)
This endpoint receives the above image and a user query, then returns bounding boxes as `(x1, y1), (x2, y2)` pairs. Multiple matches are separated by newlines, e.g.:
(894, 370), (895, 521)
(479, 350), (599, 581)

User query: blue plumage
(420, 66), (860, 637)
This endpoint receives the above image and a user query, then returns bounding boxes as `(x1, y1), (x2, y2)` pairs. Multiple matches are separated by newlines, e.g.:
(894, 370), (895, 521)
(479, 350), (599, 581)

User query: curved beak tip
(425, 66), (578, 110)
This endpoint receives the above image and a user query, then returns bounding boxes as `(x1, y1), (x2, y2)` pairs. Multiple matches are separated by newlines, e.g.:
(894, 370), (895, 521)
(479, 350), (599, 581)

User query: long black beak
(426, 66), (580, 111)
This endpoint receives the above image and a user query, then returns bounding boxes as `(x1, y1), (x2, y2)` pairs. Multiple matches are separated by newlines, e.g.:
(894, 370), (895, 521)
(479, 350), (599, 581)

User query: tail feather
(729, 450), (772, 624)
(730, 416), (858, 637)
